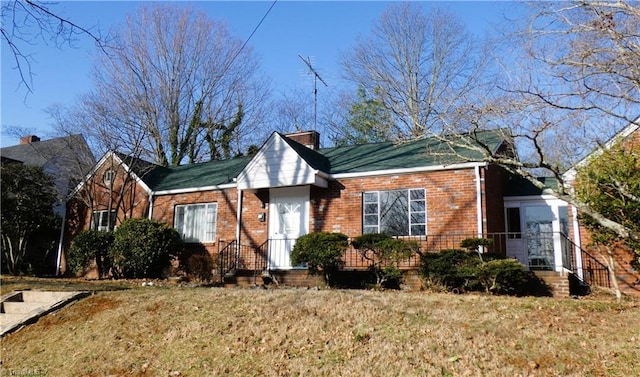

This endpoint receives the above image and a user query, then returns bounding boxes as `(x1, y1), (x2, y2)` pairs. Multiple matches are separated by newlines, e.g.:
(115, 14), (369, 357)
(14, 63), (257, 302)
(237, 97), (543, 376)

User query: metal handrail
(558, 234), (611, 288)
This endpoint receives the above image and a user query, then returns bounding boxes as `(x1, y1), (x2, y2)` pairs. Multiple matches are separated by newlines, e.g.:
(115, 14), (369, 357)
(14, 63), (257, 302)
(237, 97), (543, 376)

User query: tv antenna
(298, 54), (328, 131)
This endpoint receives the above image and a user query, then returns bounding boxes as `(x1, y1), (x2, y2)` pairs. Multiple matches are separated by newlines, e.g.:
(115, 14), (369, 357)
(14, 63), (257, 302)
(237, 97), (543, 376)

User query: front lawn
(1, 276), (638, 376)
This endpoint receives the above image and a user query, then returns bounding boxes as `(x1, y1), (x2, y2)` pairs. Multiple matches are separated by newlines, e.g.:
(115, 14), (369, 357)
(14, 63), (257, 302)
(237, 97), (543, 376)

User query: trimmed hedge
(109, 218), (183, 279)
(291, 232), (349, 285)
(420, 249), (551, 296)
(351, 233), (419, 288)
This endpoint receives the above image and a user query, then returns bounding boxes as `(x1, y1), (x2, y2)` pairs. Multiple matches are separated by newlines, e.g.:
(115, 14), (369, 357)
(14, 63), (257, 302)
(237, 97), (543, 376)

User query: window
(174, 203), (217, 242)
(103, 170), (115, 185)
(91, 210), (116, 232)
(506, 207), (522, 239)
(363, 189), (426, 236)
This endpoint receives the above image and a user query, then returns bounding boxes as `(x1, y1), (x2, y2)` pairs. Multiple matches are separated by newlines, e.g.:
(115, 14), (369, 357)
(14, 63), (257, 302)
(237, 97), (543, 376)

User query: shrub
(420, 249), (482, 292)
(420, 249), (551, 296)
(476, 259), (531, 295)
(351, 233), (419, 288)
(291, 232), (349, 285)
(67, 230), (114, 278)
(109, 218), (183, 279)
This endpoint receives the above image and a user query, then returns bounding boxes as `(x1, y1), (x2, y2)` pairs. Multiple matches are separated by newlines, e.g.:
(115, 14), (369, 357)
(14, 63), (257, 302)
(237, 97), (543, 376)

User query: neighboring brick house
(63, 128), (640, 296)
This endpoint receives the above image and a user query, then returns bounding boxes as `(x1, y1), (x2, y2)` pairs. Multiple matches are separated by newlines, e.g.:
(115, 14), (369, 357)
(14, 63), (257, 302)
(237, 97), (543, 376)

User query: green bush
(420, 249), (481, 291)
(476, 259), (531, 295)
(67, 230), (114, 278)
(291, 232), (349, 285)
(420, 249), (551, 296)
(109, 218), (183, 279)
(351, 233), (418, 288)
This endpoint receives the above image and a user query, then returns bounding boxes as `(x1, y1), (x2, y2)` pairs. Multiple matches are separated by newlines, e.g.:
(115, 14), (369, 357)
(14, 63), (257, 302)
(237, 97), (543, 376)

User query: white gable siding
(237, 134), (327, 190)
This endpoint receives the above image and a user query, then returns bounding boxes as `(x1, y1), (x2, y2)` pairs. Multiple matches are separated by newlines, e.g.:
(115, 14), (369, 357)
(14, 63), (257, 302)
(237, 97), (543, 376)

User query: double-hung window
(363, 188), (426, 236)
(91, 210), (116, 232)
(174, 203), (217, 243)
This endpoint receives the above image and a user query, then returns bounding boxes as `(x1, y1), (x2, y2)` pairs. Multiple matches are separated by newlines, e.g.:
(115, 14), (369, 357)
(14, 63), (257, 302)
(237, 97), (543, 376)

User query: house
(63, 129), (640, 296)
(0, 134), (95, 215)
(1, 134), (95, 274)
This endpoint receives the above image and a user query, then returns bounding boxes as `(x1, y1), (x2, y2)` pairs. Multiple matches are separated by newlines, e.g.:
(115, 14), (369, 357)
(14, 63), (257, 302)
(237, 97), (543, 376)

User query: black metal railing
(218, 240), (238, 279)
(558, 234), (611, 288)
(217, 232), (611, 289)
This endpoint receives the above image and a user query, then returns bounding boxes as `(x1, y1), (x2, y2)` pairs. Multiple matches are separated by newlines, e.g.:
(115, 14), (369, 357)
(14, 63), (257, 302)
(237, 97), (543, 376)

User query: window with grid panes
(363, 189), (426, 236)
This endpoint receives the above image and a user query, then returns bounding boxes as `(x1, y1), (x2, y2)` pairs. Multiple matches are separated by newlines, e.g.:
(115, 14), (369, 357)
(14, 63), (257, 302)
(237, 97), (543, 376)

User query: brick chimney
(284, 130), (320, 150)
(20, 135), (40, 144)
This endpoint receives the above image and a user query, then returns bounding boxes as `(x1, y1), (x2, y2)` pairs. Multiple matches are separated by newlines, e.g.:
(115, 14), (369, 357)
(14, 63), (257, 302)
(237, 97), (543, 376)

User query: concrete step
(21, 291), (73, 302)
(0, 290), (89, 336)
(2, 302), (47, 314)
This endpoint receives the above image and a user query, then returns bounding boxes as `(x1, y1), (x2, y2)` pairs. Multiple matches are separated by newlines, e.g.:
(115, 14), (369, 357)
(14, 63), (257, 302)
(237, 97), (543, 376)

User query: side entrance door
(268, 186), (309, 269)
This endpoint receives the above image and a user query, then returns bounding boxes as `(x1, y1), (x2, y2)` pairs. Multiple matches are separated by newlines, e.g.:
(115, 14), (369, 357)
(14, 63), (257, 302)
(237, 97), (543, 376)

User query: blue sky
(1, 1), (519, 147)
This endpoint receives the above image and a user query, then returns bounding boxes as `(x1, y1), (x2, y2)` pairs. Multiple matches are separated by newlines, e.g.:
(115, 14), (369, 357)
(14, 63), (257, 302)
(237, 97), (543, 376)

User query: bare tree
(341, 2), (489, 139)
(1, 0), (106, 95)
(53, 4), (270, 166)
(270, 88), (315, 134)
(426, 1), (640, 244)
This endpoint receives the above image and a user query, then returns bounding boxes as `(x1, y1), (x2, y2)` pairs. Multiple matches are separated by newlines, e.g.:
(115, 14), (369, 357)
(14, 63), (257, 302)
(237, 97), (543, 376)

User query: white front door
(268, 186), (309, 269)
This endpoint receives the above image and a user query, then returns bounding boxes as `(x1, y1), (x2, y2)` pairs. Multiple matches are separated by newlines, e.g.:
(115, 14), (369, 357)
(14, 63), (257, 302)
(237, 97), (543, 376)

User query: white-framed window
(363, 188), (426, 236)
(174, 203), (217, 243)
(91, 210), (116, 232)
(103, 170), (115, 185)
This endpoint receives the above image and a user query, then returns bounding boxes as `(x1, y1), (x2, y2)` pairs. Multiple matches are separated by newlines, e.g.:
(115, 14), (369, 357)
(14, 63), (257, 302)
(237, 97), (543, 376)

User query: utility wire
(222, 0), (277, 77)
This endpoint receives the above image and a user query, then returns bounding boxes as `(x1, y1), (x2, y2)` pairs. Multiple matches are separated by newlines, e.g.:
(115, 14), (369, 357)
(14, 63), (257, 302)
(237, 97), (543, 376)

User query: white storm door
(268, 186), (309, 269)
(523, 205), (555, 270)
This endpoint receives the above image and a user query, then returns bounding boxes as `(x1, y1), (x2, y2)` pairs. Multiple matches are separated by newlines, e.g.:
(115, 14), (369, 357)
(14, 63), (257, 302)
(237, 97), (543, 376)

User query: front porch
(214, 232), (611, 293)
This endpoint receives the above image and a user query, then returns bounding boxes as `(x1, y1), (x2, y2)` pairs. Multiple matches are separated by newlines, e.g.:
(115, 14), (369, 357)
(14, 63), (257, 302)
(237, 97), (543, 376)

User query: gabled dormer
(236, 132), (329, 190)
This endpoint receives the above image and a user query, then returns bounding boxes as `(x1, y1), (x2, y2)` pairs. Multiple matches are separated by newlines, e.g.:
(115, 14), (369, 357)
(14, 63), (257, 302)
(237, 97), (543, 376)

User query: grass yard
(1, 276), (639, 377)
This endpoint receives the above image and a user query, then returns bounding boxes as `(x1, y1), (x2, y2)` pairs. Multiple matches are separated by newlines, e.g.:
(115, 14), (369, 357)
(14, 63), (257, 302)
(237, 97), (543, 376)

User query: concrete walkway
(0, 290), (89, 336)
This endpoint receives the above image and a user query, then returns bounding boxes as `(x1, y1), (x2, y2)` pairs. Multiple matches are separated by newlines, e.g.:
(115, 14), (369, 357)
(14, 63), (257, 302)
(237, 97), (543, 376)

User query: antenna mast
(298, 54), (328, 131)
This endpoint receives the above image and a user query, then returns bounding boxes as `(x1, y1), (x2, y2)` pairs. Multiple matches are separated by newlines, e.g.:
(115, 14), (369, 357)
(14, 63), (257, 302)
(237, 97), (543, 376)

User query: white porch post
(571, 205), (584, 279)
(235, 189), (243, 260)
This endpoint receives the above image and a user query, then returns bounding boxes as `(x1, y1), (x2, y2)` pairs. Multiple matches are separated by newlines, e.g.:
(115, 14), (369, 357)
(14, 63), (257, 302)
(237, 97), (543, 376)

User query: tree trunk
(604, 244), (623, 301)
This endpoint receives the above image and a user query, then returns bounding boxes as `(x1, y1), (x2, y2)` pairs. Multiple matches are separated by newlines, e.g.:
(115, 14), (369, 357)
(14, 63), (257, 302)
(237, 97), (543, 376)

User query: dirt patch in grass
(0, 276), (138, 295)
(1, 279), (639, 376)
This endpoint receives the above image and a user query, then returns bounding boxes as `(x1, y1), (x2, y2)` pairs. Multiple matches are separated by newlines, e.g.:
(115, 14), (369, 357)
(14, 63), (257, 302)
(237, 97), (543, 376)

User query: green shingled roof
(135, 129), (508, 192)
(143, 157), (250, 192)
(504, 176), (560, 197)
(318, 128), (507, 174)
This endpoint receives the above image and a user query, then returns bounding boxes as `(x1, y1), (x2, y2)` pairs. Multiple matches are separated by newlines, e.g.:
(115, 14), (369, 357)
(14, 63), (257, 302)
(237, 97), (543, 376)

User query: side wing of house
(62, 151), (154, 274)
(564, 123), (640, 296)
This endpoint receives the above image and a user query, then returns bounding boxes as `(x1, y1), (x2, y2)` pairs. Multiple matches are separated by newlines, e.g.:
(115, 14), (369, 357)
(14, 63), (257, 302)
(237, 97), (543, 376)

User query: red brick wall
(311, 168), (483, 237)
(148, 167), (493, 265)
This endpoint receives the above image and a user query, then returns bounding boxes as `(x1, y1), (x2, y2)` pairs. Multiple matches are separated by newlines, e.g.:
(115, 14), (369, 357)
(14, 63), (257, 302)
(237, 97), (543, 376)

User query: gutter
(329, 161), (487, 179)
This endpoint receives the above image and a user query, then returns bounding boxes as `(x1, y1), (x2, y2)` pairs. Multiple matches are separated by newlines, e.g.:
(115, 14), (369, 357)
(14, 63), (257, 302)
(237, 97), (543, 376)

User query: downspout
(55, 201), (67, 276)
(147, 193), (154, 220)
(571, 205), (584, 280)
(474, 166), (484, 238)
(235, 189), (243, 257)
